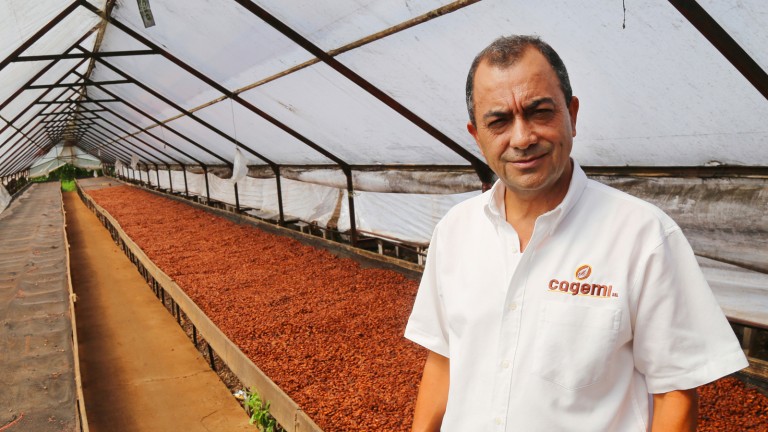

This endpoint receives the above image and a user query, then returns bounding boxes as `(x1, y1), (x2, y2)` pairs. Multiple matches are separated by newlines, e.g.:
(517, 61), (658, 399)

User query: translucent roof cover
(1, 0), (766, 178)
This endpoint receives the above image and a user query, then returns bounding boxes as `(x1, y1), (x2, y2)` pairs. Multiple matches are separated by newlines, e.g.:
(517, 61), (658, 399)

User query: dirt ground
(63, 190), (252, 432)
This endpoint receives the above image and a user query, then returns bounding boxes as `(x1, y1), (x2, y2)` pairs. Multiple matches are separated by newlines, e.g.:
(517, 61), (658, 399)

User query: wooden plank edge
(63, 182), (89, 432)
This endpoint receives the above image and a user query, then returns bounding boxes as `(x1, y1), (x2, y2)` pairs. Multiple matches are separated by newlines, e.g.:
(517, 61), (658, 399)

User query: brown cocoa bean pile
(89, 186), (424, 431)
(87, 186), (767, 431)
(699, 377), (768, 431)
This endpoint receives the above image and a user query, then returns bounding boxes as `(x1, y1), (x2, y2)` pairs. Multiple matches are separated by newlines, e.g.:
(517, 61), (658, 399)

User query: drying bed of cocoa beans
(86, 185), (767, 431)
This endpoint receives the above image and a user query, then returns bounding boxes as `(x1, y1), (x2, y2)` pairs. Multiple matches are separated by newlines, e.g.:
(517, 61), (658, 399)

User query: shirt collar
(483, 159), (588, 232)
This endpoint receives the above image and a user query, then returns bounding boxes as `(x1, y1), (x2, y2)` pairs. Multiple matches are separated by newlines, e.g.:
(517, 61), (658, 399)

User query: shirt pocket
(531, 302), (622, 390)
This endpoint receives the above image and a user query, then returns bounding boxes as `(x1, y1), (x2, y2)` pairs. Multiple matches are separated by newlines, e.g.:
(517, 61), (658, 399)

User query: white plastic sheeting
(238, 62), (466, 165)
(29, 144), (101, 177)
(3, 0), (767, 170)
(0, 0), (730, 169)
(699, 0), (768, 73)
(0, 184), (10, 215)
(337, 0), (768, 167)
(338, 189), (480, 244)
(142, 168), (342, 228)
(139, 166), (478, 243)
(2, 0), (768, 243)
(229, 148), (248, 185)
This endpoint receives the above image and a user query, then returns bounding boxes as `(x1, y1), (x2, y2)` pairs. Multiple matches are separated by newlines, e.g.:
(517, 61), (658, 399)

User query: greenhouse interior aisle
(0, 183), (77, 431)
(63, 190), (252, 432)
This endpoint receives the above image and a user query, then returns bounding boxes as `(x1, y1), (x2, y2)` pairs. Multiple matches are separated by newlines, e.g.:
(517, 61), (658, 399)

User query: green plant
(243, 389), (281, 432)
(61, 179), (76, 192)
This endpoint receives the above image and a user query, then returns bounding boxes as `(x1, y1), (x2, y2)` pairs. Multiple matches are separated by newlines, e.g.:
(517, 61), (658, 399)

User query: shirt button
(508, 302), (518, 311)
(501, 360), (510, 369)
(495, 417), (503, 425)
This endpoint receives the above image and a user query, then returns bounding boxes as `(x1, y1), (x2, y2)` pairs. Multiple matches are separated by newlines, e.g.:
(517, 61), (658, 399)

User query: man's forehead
(477, 49), (554, 83)
(474, 51), (563, 103)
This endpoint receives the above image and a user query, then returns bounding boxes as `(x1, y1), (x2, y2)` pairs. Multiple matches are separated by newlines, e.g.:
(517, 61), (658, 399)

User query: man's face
(468, 48), (579, 199)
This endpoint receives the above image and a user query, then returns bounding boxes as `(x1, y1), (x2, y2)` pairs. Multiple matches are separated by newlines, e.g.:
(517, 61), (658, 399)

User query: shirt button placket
(492, 297), (522, 431)
(496, 249), (532, 430)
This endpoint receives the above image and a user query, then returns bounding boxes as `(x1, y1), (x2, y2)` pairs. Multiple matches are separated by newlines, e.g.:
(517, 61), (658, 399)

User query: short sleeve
(404, 223), (450, 357)
(632, 229), (748, 393)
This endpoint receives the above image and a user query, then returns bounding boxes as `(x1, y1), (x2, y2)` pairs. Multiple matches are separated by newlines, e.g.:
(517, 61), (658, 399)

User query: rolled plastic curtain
(229, 148), (247, 185)
(0, 184), (11, 214)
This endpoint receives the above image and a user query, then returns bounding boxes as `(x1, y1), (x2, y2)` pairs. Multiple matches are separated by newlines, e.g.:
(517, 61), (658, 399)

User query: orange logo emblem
(575, 264), (591, 280)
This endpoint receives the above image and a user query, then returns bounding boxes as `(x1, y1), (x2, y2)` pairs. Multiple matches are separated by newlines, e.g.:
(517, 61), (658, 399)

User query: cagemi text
(548, 279), (618, 298)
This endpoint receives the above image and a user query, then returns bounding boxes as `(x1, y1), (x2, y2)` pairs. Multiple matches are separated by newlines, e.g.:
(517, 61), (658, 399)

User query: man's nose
(508, 119), (537, 150)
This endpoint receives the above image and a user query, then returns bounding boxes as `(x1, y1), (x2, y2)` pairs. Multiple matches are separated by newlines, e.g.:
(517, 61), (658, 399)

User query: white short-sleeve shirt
(405, 162), (748, 431)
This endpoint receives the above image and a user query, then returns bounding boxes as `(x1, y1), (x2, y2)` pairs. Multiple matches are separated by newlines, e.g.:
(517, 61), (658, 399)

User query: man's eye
(531, 109), (554, 120)
(487, 119), (507, 129)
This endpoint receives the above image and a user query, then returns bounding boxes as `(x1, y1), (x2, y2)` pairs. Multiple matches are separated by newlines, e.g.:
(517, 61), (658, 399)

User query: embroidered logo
(549, 265), (618, 298)
(575, 264), (591, 280)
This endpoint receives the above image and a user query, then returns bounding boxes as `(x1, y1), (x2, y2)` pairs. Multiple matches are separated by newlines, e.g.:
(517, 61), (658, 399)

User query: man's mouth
(508, 153), (547, 168)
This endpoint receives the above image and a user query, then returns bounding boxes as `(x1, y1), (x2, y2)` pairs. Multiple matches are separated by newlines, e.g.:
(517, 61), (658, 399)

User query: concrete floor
(64, 187), (252, 432)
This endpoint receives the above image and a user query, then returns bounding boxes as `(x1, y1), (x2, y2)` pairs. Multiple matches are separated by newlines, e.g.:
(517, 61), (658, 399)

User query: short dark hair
(465, 35), (572, 127)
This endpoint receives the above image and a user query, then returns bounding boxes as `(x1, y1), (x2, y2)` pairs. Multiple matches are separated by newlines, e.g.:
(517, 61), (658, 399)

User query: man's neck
(502, 166), (573, 251)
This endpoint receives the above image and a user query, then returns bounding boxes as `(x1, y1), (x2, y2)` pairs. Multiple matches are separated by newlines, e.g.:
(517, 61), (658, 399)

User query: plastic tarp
(229, 148), (248, 185)
(144, 169), (341, 227)
(67, 0), (766, 169)
(338, 189), (481, 244)
(2, 0), (767, 243)
(0, 184), (10, 215)
(29, 144), (102, 177)
(142, 167), (477, 243)
(4, 0), (766, 171)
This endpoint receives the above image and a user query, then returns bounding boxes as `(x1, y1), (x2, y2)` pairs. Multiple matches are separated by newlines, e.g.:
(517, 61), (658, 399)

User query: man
(405, 35), (748, 431)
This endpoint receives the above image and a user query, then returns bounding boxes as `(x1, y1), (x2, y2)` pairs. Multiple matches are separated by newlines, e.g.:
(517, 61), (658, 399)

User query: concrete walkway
(0, 183), (77, 431)
(63, 188), (252, 432)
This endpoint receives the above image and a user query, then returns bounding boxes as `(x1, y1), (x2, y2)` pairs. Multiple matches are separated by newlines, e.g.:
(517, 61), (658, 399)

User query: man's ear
(568, 96), (579, 137)
(467, 121), (481, 149)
